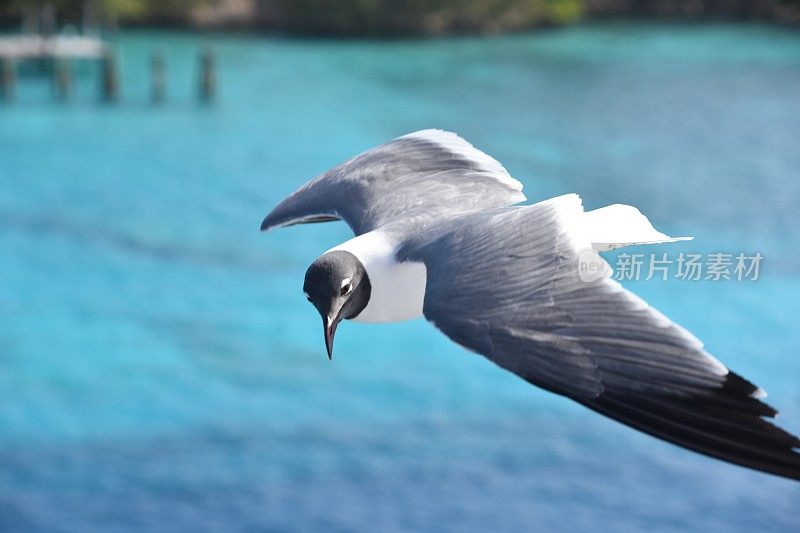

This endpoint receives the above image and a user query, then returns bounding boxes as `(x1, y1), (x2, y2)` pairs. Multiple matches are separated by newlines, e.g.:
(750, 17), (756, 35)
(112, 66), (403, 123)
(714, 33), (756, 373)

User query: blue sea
(1, 23), (799, 532)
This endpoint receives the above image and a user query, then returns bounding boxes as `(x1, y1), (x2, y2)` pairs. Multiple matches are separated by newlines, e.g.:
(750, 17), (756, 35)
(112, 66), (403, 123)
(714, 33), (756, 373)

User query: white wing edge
(583, 203), (693, 251)
(400, 129), (526, 196)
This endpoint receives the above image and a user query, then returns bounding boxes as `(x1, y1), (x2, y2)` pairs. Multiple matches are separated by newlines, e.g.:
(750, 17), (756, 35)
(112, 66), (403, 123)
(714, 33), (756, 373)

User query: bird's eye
(339, 278), (353, 296)
(304, 291), (312, 302)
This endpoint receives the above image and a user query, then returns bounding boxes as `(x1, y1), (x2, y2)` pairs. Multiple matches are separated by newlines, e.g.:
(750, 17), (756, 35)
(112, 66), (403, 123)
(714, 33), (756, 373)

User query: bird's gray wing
(260, 130), (525, 235)
(397, 194), (800, 480)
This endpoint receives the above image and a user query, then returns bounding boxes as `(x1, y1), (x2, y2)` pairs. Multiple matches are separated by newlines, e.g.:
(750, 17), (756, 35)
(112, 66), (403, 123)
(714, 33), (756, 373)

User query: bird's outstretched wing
(398, 194), (800, 480)
(260, 130), (525, 235)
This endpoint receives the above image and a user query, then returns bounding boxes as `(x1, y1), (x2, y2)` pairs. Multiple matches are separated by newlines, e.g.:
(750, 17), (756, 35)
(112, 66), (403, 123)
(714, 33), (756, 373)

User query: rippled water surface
(1, 23), (799, 532)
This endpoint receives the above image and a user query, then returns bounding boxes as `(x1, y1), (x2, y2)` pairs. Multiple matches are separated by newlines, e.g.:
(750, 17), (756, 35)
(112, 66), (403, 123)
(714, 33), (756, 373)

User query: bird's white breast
(327, 232), (427, 323)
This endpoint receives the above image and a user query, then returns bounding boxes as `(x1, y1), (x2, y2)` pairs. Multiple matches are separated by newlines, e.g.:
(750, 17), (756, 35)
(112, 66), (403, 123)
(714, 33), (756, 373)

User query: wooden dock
(0, 35), (106, 60)
(0, 34), (216, 104)
(0, 35), (111, 102)
(0, 5), (216, 104)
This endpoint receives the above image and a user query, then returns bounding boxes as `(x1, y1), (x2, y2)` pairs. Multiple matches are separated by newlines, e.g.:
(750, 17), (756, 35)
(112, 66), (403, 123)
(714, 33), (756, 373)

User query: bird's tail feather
(583, 204), (692, 252)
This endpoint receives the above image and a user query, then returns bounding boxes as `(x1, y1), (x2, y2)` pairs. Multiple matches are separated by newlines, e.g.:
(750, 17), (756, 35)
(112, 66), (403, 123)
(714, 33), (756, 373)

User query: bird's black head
(303, 251), (371, 360)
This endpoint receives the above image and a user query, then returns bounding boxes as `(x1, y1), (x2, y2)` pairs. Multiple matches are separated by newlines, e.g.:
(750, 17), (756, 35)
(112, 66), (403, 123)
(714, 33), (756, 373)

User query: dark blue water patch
(1, 416), (798, 533)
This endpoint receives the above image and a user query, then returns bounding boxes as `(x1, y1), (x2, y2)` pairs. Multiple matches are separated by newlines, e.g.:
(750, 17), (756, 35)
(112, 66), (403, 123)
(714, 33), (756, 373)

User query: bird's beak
(323, 315), (338, 360)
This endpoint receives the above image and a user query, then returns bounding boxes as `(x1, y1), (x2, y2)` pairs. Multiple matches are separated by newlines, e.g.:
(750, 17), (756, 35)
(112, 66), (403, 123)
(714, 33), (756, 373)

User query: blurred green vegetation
(269, 0), (583, 35)
(1, 0), (797, 34)
(4, 0), (211, 21)
(104, 0), (212, 21)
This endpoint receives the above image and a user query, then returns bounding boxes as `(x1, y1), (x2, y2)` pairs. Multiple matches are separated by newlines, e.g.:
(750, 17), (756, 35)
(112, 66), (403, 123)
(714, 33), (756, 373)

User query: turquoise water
(1, 23), (799, 532)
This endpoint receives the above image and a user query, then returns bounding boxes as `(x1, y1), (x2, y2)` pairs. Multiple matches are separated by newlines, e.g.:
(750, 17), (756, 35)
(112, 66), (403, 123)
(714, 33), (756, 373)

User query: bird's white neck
(327, 231), (427, 323)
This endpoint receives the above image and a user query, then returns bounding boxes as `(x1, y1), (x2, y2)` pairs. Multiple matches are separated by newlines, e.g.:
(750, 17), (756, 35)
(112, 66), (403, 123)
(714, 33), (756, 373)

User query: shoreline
(1, 1), (799, 38)
(2, 19), (794, 43)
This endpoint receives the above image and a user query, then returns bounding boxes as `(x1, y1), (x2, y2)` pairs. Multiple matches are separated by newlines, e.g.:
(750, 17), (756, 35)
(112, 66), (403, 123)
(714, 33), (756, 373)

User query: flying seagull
(261, 129), (800, 481)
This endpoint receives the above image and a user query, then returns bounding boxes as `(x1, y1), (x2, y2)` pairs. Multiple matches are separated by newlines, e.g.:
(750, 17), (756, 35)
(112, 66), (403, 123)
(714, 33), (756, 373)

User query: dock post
(199, 47), (216, 103)
(1, 57), (15, 102)
(150, 49), (166, 104)
(54, 58), (72, 101)
(101, 49), (119, 102)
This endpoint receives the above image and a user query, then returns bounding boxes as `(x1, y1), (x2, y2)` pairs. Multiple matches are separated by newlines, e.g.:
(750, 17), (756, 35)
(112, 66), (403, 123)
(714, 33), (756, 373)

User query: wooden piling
(1, 57), (15, 102)
(101, 49), (118, 102)
(199, 47), (216, 103)
(54, 58), (72, 101)
(150, 49), (166, 104)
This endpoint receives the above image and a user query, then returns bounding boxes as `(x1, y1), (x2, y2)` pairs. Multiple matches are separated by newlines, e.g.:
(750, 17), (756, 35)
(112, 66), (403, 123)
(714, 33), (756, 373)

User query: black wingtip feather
(577, 375), (800, 481)
(721, 372), (777, 417)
